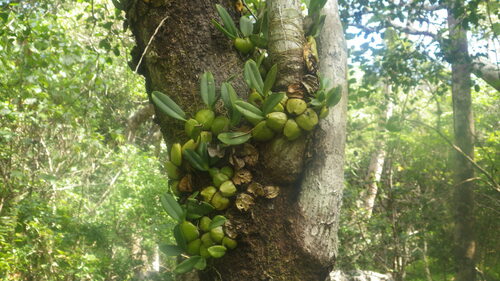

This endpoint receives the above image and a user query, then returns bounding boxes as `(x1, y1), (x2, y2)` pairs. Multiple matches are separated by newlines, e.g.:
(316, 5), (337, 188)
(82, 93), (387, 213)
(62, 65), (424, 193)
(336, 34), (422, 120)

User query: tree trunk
(124, 0), (347, 279)
(125, 104), (154, 143)
(360, 89), (392, 219)
(296, 0), (347, 267)
(447, 2), (476, 280)
(362, 148), (385, 218)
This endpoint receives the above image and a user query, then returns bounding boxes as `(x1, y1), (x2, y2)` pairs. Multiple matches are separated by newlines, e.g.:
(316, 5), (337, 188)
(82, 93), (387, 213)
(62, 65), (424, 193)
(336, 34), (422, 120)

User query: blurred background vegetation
(0, 0), (175, 279)
(0, 0), (498, 280)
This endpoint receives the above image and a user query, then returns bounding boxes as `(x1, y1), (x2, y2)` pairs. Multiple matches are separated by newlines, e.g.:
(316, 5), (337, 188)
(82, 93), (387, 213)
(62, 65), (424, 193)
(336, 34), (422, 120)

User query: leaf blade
(215, 4), (239, 38)
(173, 224), (187, 250)
(217, 131), (252, 145)
(235, 100), (264, 121)
(244, 60), (264, 95)
(263, 64), (277, 96)
(326, 86), (342, 107)
(212, 19), (237, 40)
(159, 244), (184, 256)
(209, 215), (227, 229)
(186, 199), (215, 220)
(151, 91), (187, 121)
(262, 92), (285, 115)
(239, 16), (253, 37)
(183, 149), (209, 171)
(160, 193), (184, 223)
(174, 256), (203, 274)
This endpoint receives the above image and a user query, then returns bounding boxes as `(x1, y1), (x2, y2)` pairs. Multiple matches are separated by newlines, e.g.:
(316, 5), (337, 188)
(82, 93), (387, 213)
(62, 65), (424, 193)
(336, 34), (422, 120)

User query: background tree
(338, 0), (499, 279)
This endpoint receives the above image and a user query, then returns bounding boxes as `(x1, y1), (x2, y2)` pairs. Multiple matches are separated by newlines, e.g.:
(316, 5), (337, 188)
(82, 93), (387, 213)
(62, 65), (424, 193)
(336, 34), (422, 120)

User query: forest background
(0, 0), (498, 280)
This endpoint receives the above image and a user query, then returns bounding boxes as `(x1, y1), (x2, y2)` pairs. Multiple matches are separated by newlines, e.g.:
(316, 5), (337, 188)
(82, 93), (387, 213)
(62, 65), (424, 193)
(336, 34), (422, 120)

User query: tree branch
(381, 22), (500, 90)
(408, 119), (500, 192)
(387, 20), (438, 39)
(398, 0), (445, 11)
(471, 58), (500, 91)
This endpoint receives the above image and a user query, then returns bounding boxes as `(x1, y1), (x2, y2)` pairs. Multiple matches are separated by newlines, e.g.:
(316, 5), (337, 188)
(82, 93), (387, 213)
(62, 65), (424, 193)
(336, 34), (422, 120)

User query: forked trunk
(124, 0), (347, 279)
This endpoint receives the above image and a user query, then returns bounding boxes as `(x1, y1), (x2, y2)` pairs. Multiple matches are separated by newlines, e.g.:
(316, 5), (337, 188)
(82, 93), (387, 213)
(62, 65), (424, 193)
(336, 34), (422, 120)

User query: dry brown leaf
(287, 83), (306, 99)
(224, 219), (238, 239)
(232, 169), (252, 185)
(207, 144), (225, 159)
(263, 185), (280, 199)
(236, 193), (255, 212)
(241, 143), (259, 166)
(229, 153), (246, 170)
(303, 43), (319, 75)
(247, 182), (265, 197)
(178, 174), (193, 193)
(302, 74), (319, 97)
(234, 0), (243, 12)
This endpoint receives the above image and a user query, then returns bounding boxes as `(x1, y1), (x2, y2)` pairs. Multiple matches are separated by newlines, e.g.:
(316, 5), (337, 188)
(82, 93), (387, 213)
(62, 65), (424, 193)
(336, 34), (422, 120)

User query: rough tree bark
(124, 0), (347, 279)
(447, 1), (476, 280)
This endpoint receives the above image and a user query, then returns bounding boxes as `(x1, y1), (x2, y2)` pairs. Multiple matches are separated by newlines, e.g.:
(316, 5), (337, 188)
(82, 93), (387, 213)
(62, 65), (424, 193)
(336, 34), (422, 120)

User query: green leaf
(215, 4), (239, 38)
(159, 244), (184, 256)
(173, 224), (187, 250)
(261, 12), (269, 38)
(207, 245), (227, 258)
(220, 82), (237, 112)
(209, 215), (227, 229)
(263, 64), (277, 96)
(262, 92), (285, 115)
(196, 141), (209, 164)
(235, 100), (264, 120)
(218, 131), (252, 145)
(186, 198), (215, 220)
(249, 34), (268, 49)
(325, 86), (342, 107)
(243, 61), (253, 89)
(320, 75), (332, 90)
(200, 71), (217, 108)
(244, 60), (264, 95)
(239, 16), (254, 37)
(151, 91), (187, 121)
(189, 191), (200, 199)
(183, 149), (209, 171)
(309, 98), (323, 107)
(160, 193), (184, 222)
(310, 15), (326, 38)
(316, 89), (326, 101)
(220, 83), (242, 126)
(230, 111), (242, 127)
(194, 257), (207, 270)
(309, 0), (328, 11)
(111, 0), (125, 10)
(212, 19), (237, 40)
(174, 256), (203, 274)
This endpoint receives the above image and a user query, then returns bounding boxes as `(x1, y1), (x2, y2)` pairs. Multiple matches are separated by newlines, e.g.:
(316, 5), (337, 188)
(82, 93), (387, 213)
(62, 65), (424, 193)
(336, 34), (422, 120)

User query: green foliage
(0, 0), (176, 279)
(339, 38), (499, 279)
